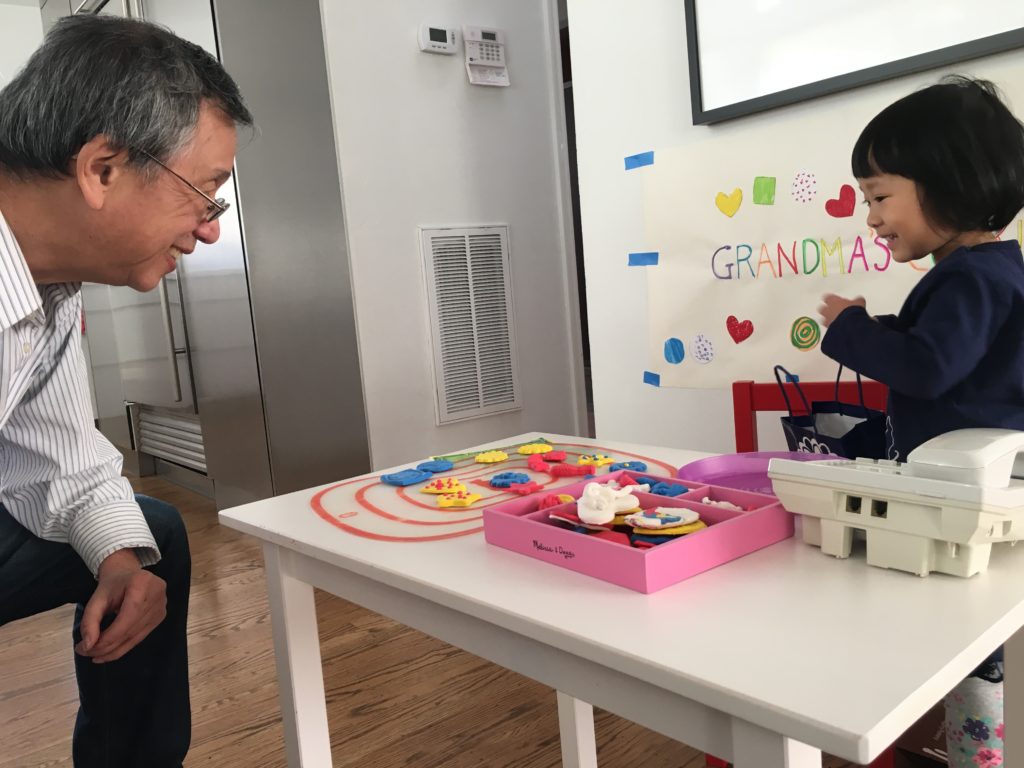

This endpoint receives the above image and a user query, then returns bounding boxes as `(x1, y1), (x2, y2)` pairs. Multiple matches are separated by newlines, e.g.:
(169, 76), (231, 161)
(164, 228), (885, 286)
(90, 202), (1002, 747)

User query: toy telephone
(463, 26), (509, 87)
(767, 429), (1024, 577)
(906, 428), (1024, 487)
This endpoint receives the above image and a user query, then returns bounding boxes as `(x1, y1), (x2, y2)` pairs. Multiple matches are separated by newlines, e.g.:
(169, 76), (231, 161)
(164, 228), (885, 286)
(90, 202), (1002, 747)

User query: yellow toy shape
(577, 453), (614, 468)
(475, 450), (508, 464)
(438, 491), (482, 508)
(517, 443), (553, 455)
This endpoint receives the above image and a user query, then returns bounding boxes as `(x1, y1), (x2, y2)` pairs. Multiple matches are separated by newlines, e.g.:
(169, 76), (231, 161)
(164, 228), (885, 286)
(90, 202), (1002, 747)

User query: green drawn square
(753, 176), (776, 205)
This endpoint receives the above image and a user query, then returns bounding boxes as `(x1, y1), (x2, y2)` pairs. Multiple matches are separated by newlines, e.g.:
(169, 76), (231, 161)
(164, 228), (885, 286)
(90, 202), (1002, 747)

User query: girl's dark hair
(852, 76), (1024, 232)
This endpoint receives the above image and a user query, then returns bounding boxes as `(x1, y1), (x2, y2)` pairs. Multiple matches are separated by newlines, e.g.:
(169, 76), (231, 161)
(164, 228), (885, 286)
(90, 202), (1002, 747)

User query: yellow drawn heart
(715, 188), (743, 217)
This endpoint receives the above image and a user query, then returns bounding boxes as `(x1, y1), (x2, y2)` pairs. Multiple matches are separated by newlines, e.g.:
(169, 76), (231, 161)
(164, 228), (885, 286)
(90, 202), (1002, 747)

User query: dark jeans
(0, 495), (191, 768)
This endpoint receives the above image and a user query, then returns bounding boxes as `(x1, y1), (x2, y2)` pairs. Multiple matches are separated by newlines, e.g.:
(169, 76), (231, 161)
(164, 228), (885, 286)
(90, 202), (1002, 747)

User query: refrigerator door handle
(158, 277), (183, 403)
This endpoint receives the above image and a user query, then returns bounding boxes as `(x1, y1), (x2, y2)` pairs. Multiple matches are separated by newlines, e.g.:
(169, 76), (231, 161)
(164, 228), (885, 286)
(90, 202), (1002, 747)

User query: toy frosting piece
(649, 482), (689, 497)
(576, 482), (641, 525)
(421, 477), (467, 495)
(578, 453), (615, 468)
(543, 451), (568, 462)
(490, 471), (530, 488)
(625, 507), (701, 529)
(475, 450), (509, 464)
(438, 491), (482, 508)
(609, 461), (647, 472)
(507, 481), (545, 496)
(417, 459), (454, 473)
(381, 468), (433, 487)
(701, 497), (744, 511)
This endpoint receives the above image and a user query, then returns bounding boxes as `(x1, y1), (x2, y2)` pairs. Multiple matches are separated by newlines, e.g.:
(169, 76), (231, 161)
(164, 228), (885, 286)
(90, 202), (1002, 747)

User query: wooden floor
(0, 476), (857, 767)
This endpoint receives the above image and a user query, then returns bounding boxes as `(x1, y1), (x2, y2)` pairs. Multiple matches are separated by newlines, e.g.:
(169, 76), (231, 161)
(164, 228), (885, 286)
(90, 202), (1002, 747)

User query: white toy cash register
(767, 429), (1024, 577)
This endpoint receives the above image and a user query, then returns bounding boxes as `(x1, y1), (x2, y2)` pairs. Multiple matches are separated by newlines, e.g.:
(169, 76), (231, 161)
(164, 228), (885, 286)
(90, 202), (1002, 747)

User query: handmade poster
(637, 121), (1024, 389)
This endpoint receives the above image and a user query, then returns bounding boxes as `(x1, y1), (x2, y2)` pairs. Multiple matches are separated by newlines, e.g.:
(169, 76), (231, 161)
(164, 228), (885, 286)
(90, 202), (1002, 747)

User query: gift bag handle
(774, 365), (814, 417)
(833, 365), (871, 416)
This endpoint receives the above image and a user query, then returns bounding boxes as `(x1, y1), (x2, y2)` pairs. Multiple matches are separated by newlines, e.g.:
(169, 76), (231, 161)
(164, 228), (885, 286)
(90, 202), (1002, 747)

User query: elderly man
(0, 15), (251, 768)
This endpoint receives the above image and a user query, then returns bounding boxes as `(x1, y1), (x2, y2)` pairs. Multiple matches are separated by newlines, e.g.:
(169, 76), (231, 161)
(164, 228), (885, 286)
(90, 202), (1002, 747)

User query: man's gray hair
(0, 14), (252, 179)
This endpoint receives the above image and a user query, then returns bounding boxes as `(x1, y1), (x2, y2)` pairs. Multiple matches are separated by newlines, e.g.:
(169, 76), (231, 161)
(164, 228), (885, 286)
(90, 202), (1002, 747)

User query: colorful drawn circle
(791, 171), (818, 203)
(790, 316), (821, 350)
(664, 337), (685, 364)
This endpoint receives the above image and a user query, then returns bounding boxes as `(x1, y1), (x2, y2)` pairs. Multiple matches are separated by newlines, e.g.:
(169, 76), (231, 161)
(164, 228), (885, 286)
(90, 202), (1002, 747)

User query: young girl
(819, 76), (1024, 768)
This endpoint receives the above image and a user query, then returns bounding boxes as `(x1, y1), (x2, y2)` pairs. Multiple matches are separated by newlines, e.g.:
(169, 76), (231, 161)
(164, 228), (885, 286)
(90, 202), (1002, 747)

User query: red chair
(707, 376), (894, 767)
(732, 377), (889, 452)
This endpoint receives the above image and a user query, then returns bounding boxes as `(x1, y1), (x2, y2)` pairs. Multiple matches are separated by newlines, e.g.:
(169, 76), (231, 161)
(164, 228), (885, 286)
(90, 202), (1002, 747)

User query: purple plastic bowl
(676, 451), (837, 496)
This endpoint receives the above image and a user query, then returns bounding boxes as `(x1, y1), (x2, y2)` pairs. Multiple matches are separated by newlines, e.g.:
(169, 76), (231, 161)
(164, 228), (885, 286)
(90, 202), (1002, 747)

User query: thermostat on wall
(419, 24), (457, 54)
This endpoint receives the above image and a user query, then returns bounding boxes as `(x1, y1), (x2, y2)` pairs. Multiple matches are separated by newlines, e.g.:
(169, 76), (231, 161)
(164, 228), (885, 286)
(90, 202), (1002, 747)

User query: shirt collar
(0, 208), (44, 332)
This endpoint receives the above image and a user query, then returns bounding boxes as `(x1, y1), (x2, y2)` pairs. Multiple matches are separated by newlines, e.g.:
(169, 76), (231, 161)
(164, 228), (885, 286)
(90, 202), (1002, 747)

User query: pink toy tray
(482, 470), (793, 593)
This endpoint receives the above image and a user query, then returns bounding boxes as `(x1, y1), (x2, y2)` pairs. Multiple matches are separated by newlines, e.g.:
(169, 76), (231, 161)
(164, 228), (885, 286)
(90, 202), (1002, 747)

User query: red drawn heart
(726, 315), (754, 343)
(825, 184), (856, 218)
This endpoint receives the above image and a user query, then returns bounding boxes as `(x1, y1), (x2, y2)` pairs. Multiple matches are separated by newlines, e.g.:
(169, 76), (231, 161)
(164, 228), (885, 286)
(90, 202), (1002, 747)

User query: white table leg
(264, 543), (332, 767)
(732, 718), (821, 768)
(556, 691), (598, 768)
(1005, 625), (1024, 766)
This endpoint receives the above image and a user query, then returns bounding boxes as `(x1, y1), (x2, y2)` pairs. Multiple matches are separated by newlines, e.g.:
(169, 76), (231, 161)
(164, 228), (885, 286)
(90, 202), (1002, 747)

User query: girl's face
(857, 174), (958, 263)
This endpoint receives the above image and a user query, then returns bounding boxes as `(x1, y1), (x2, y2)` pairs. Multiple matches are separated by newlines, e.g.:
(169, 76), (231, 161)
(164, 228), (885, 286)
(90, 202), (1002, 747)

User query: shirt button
(22, 342), (31, 354)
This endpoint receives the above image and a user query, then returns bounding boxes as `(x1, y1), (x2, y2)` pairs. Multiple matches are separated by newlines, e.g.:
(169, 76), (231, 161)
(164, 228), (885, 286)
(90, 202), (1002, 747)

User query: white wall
(320, 0), (585, 468)
(0, 1), (43, 88)
(567, 0), (1024, 454)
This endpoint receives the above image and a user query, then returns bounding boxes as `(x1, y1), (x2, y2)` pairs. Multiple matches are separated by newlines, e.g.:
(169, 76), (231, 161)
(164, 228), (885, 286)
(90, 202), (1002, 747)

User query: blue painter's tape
(664, 337), (684, 364)
(628, 251), (659, 267)
(643, 371), (661, 387)
(624, 151), (655, 170)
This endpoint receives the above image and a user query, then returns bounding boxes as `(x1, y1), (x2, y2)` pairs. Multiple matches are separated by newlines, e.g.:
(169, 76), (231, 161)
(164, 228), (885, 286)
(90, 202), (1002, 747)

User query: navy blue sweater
(821, 239), (1024, 460)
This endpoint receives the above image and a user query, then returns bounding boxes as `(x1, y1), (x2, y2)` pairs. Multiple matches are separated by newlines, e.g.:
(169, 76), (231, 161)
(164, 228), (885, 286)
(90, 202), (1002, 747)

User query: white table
(219, 434), (1024, 767)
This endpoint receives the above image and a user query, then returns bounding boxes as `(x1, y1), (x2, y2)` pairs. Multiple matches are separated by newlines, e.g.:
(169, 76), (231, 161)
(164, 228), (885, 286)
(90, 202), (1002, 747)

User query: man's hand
(819, 293), (866, 327)
(76, 549), (167, 663)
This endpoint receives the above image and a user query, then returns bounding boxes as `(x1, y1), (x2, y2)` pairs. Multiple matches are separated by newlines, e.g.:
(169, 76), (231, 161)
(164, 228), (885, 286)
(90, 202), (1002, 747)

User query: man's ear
(74, 135), (132, 211)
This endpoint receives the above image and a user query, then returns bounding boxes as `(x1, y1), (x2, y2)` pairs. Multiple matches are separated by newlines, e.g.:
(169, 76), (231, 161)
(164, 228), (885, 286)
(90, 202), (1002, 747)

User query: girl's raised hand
(818, 293), (866, 327)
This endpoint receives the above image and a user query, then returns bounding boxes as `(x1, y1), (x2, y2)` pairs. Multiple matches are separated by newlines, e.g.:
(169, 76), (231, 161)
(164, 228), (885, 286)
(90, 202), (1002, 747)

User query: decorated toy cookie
(630, 520), (707, 537)
(421, 477), (467, 495)
(625, 507), (701, 529)
(438, 491), (482, 508)
(475, 450), (509, 464)
(701, 497), (745, 511)
(577, 482), (641, 526)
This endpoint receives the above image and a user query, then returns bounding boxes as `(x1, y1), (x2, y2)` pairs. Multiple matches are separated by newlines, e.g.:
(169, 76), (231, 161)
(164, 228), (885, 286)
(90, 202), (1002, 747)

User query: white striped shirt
(0, 209), (158, 576)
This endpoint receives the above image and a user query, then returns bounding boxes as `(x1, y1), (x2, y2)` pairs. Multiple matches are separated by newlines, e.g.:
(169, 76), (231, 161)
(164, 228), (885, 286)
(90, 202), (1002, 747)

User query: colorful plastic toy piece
(421, 477), (467, 495)
(518, 443), (553, 455)
(578, 453), (615, 468)
(543, 450), (567, 462)
(475, 450), (509, 464)
(490, 471), (531, 489)
(557, 494), (575, 503)
(538, 494), (564, 510)
(528, 454), (551, 472)
(438, 491), (482, 508)
(549, 463), (591, 478)
(507, 481), (544, 496)
(380, 469), (433, 487)
(650, 482), (688, 497)
(610, 461), (648, 473)
(417, 459), (454, 473)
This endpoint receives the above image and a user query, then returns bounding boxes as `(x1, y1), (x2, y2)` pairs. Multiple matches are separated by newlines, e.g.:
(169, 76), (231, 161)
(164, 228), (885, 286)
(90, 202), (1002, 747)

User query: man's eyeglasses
(138, 149), (230, 223)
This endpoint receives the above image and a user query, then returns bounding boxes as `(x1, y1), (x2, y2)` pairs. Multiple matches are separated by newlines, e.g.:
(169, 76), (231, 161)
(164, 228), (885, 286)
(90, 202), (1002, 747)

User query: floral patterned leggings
(944, 676), (1004, 767)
